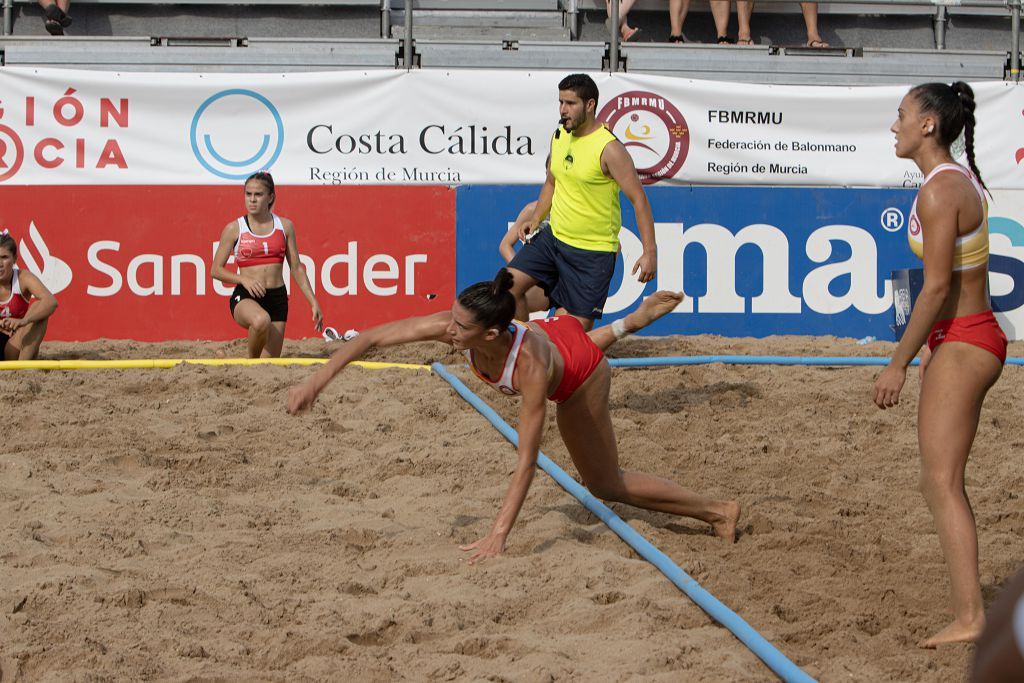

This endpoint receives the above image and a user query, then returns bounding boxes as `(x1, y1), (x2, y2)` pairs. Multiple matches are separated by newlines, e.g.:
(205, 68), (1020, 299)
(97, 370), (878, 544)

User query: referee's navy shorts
(508, 228), (617, 319)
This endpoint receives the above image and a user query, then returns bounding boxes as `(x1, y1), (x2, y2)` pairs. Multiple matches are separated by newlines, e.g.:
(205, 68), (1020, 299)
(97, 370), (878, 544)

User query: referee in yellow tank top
(508, 73), (658, 331)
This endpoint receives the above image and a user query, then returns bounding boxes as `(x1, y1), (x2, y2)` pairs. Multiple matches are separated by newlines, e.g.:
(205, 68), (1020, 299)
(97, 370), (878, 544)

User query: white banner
(0, 67), (1020, 188)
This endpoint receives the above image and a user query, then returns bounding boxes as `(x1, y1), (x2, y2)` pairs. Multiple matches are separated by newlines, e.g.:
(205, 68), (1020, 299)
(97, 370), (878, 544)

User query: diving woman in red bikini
(874, 82), (1004, 648)
(289, 269), (740, 563)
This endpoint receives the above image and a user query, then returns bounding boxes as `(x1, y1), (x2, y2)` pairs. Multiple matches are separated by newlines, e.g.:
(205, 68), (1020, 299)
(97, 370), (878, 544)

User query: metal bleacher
(0, 0), (1018, 84)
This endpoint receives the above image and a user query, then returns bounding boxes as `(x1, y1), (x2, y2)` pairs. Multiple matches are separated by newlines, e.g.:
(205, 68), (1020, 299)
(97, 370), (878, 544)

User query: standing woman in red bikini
(874, 82), (1005, 648)
(212, 172), (323, 358)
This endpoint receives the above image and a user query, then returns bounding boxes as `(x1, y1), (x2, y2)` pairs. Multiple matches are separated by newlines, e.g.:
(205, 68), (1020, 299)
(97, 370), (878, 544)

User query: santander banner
(0, 67), (1021, 189)
(0, 185), (455, 341)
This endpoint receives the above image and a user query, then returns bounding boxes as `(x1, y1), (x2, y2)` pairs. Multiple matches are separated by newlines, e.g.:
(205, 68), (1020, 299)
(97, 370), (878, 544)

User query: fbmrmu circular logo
(597, 90), (689, 186)
(190, 89), (284, 180)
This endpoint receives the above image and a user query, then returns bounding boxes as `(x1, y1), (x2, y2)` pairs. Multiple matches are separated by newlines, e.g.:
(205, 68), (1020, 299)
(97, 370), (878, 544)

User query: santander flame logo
(19, 222), (73, 294)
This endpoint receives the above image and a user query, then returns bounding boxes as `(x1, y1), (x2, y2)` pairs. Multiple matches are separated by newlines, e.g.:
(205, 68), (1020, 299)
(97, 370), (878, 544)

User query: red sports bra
(234, 215), (287, 268)
(0, 267), (31, 320)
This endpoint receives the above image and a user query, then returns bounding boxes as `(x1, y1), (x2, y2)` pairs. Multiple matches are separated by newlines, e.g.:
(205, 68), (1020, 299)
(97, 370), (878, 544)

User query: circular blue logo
(190, 89), (284, 180)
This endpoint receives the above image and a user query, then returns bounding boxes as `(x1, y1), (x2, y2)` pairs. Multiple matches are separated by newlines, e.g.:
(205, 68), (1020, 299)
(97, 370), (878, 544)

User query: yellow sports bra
(907, 163), (989, 271)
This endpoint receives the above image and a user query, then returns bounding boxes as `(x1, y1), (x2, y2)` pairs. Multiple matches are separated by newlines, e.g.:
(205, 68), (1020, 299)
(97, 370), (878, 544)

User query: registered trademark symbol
(881, 207), (904, 233)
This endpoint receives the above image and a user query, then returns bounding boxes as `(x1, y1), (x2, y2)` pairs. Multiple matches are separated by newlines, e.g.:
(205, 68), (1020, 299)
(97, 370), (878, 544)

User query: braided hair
(909, 81), (987, 193)
(456, 268), (516, 331)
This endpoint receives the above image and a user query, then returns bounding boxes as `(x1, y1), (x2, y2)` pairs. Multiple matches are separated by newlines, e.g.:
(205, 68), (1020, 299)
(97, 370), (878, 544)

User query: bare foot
(623, 291), (684, 332)
(711, 500), (741, 542)
(918, 618), (984, 648)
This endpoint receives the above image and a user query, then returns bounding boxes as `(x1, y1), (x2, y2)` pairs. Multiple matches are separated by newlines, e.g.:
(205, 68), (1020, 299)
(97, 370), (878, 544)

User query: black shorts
(507, 228), (617, 319)
(229, 284), (288, 322)
(0, 331), (7, 357)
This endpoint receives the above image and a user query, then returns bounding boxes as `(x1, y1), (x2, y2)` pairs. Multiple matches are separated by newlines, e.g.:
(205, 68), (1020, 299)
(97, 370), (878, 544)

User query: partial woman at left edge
(0, 230), (58, 361)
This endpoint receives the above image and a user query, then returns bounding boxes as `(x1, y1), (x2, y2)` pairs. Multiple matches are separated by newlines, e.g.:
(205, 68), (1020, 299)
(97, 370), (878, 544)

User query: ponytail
(909, 81), (988, 193)
(949, 81), (988, 193)
(456, 268), (516, 330)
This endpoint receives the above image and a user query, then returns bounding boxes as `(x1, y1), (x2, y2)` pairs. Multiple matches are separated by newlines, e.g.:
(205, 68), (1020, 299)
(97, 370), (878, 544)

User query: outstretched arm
(461, 344), (548, 564)
(288, 311), (451, 413)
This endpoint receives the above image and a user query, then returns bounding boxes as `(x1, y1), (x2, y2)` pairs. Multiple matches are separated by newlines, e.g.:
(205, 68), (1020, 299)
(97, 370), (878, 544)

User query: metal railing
(3, 0), (1020, 79)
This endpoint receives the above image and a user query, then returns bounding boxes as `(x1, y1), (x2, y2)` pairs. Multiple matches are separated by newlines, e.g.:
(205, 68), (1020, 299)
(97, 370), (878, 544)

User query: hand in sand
(460, 532), (506, 565)
(288, 382), (319, 414)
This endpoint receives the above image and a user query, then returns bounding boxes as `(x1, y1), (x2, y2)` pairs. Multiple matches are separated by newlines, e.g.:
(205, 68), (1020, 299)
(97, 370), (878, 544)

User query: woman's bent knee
(250, 313), (272, 333)
(585, 480), (626, 502)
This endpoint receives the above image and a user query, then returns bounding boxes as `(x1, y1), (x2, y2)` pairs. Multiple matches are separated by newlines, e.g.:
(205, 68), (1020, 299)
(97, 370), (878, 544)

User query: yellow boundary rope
(0, 358), (431, 371)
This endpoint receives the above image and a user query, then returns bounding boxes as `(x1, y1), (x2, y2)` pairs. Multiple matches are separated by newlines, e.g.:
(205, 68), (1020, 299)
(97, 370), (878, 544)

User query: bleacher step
(389, 9), (566, 29)
(391, 25), (571, 41)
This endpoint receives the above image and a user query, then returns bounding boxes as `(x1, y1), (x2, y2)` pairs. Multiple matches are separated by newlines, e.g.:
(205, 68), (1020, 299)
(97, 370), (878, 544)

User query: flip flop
(737, 36), (755, 46)
(622, 26), (641, 42)
(716, 35), (735, 44)
(42, 3), (70, 34)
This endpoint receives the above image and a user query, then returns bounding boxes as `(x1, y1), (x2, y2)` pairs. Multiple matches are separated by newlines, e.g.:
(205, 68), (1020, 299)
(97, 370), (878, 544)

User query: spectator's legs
(800, 3), (829, 47)
(606, 0), (640, 39)
(710, 0), (732, 42)
(669, 0), (692, 41)
(736, 2), (754, 44)
(37, 0), (71, 35)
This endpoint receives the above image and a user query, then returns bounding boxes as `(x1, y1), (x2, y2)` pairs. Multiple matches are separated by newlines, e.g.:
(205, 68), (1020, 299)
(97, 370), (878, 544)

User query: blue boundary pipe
(608, 355), (1023, 367)
(430, 362), (816, 683)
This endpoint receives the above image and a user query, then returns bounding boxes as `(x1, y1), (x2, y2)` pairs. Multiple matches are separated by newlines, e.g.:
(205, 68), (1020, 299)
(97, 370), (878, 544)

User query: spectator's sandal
(42, 3), (71, 35)
(737, 36), (755, 45)
(669, 34), (685, 43)
(716, 35), (736, 44)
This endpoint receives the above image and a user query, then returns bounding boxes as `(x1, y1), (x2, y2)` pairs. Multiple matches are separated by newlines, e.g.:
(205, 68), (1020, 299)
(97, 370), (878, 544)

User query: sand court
(2, 335), (1023, 681)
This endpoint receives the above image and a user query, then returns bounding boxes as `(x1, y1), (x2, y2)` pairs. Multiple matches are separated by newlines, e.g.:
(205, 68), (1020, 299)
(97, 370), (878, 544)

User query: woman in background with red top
(212, 172), (323, 358)
(0, 230), (58, 361)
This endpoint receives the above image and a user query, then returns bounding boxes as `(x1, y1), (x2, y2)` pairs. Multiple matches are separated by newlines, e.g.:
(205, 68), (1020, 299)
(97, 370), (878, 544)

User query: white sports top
(907, 163), (989, 271)
(464, 321), (528, 396)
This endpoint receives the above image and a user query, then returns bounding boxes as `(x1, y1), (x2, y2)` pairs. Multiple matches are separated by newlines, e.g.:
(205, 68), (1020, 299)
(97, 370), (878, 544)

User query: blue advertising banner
(457, 185), (924, 339)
